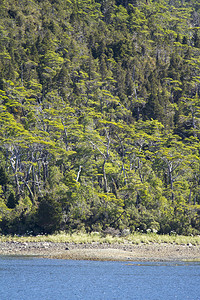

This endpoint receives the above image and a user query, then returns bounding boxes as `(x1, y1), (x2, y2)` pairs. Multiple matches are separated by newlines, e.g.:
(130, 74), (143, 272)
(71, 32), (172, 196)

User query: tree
(37, 194), (62, 234)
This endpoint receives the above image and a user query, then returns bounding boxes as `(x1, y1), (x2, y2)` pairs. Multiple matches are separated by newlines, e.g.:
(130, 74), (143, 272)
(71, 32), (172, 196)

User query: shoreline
(0, 241), (200, 261)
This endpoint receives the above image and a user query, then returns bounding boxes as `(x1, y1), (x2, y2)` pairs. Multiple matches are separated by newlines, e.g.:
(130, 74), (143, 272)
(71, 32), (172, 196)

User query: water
(0, 257), (200, 300)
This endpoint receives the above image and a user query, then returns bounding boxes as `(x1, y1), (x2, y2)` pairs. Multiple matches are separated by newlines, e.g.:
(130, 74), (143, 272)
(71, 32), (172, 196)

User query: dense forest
(0, 0), (200, 235)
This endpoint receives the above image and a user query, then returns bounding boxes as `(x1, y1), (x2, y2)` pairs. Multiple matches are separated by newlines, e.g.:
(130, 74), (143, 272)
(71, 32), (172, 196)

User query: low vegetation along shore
(0, 232), (200, 261)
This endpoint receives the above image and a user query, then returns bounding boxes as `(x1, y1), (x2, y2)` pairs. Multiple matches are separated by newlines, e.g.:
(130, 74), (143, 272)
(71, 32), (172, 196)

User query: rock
(121, 229), (130, 236)
(42, 242), (50, 249)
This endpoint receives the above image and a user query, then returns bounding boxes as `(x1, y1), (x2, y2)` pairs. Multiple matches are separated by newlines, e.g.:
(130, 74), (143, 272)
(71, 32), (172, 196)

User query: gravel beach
(0, 241), (200, 261)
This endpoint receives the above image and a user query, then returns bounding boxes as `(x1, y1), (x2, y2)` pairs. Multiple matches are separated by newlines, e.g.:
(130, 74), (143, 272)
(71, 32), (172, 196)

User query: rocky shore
(0, 241), (200, 261)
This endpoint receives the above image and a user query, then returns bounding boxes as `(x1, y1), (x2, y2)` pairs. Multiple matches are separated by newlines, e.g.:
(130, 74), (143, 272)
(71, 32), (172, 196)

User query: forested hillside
(0, 0), (200, 235)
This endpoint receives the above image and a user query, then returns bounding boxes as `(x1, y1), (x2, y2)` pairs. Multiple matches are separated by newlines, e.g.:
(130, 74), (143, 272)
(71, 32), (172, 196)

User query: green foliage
(0, 166), (8, 186)
(37, 194), (62, 234)
(6, 192), (18, 209)
(0, 0), (200, 235)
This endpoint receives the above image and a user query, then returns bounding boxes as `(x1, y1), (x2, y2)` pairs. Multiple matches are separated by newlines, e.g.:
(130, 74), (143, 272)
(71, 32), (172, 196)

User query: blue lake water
(0, 257), (200, 300)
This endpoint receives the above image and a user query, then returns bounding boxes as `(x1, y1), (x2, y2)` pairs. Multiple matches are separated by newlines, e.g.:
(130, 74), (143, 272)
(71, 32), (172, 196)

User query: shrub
(36, 194), (62, 234)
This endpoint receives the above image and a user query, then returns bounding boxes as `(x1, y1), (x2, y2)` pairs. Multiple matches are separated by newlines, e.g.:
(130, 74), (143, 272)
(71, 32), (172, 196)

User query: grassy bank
(0, 232), (200, 246)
